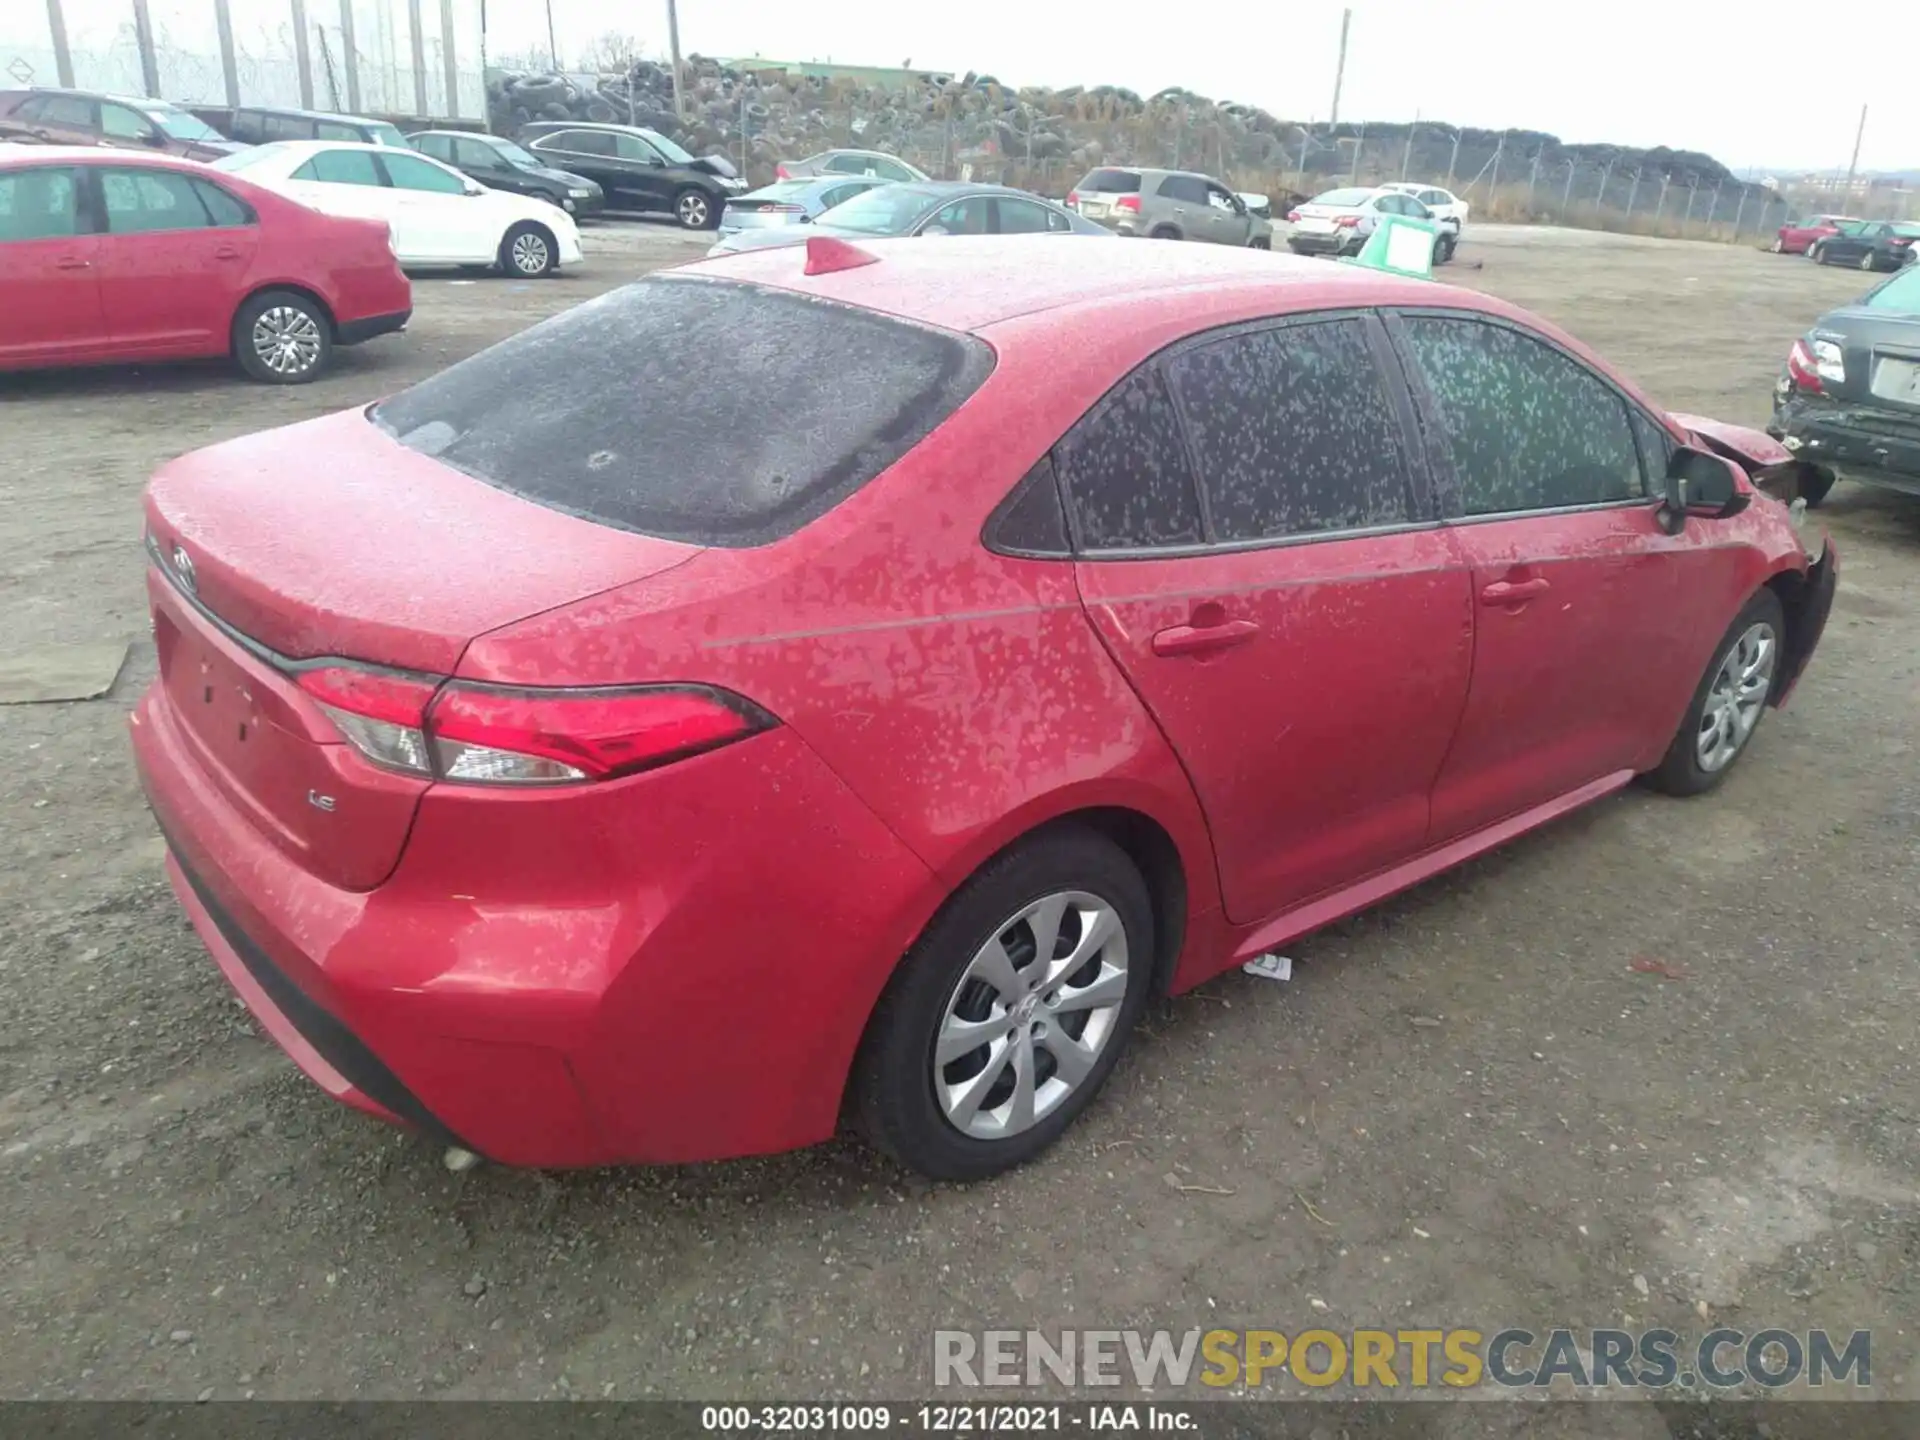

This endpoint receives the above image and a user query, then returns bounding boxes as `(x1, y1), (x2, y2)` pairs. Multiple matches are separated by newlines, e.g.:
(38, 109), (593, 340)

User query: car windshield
(816, 184), (938, 234)
(148, 107), (225, 142)
(1311, 188), (1375, 207)
(366, 122), (408, 148)
(1865, 267), (1920, 312)
(641, 128), (694, 164)
(210, 144), (288, 172)
(371, 276), (994, 547)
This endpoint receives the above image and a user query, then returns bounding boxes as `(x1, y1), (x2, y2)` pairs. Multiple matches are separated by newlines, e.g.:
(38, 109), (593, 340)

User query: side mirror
(463, 179), (484, 196)
(1660, 446), (1749, 533)
(144, 130), (168, 148)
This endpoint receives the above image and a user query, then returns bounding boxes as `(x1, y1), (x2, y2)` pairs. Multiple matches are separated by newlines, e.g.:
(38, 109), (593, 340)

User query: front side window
(0, 167), (81, 242)
(1165, 319), (1413, 542)
(876, 158), (918, 182)
(380, 152), (467, 194)
(101, 103), (153, 140)
(825, 153), (871, 175)
(293, 148), (384, 186)
(100, 168), (215, 234)
(1055, 366), (1204, 551)
(923, 197), (989, 235)
(1398, 315), (1643, 515)
(614, 133), (663, 163)
(455, 137), (504, 169)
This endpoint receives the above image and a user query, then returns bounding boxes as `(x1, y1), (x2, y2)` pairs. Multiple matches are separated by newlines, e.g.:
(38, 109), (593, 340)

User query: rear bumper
(129, 665), (939, 1167)
(335, 309), (410, 346)
(1769, 398), (1920, 497)
(1287, 232), (1356, 255)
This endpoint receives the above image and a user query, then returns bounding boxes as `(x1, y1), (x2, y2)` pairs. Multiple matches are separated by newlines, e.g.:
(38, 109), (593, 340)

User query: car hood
(690, 153), (739, 180)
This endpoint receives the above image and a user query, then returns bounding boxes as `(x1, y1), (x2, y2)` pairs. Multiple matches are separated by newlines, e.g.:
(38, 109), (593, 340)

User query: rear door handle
(1152, 619), (1260, 657)
(1480, 577), (1551, 605)
(213, 246), (241, 259)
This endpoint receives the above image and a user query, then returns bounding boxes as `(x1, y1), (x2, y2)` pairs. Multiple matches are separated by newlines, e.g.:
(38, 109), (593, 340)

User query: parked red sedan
(0, 146), (409, 383)
(131, 237), (1835, 1180)
(1770, 212), (1859, 255)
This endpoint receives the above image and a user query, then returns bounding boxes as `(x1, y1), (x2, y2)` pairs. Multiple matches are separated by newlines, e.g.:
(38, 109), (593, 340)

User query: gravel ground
(1, 220), (1916, 1419)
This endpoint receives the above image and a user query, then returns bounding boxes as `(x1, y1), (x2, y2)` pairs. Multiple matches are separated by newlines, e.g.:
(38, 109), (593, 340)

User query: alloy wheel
(933, 891), (1130, 1141)
(510, 231), (551, 274)
(1696, 622), (1776, 773)
(678, 193), (709, 227)
(250, 306), (322, 377)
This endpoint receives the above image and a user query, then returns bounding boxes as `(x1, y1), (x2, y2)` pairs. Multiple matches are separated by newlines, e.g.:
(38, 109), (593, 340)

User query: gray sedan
(716, 175), (890, 241)
(707, 181), (1110, 257)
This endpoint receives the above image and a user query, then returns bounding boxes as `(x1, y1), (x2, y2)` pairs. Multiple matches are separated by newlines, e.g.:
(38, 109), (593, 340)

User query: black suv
(407, 130), (604, 217)
(190, 104), (410, 149)
(517, 122), (744, 229)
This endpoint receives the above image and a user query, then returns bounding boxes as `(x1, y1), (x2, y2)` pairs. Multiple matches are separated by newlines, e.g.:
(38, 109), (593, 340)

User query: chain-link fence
(4, 0), (484, 122)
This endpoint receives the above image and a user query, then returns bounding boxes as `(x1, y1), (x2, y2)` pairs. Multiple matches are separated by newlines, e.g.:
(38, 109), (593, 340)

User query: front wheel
(1859, 251), (1878, 271)
(854, 828), (1153, 1181)
(232, 289), (332, 384)
(1434, 232), (1456, 264)
(1810, 243), (1827, 265)
(1249, 235), (1270, 250)
(674, 187), (715, 229)
(1646, 588), (1785, 796)
(499, 221), (557, 277)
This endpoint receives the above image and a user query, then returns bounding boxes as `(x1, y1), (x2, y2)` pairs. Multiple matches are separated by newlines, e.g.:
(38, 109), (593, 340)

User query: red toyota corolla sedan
(131, 237), (1836, 1180)
(0, 146), (409, 383)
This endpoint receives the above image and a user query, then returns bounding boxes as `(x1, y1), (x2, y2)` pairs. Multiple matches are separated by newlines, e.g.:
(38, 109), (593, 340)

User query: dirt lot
(2, 221), (1917, 1423)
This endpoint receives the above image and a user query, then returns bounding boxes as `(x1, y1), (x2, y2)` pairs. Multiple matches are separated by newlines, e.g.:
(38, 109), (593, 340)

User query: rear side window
(1157, 175), (1208, 204)
(100, 168), (216, 234)
(0, 167), (81, 241)
(1165, 320), (1413, 541)
(1055, 366), (1204, 551)
(372, 277), (993, 547)
(1078, 169), (1141, 194)
(1399, 316), (1643, 514)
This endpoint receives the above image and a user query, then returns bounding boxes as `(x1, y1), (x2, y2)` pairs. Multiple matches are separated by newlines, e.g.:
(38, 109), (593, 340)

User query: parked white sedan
(1380, 181), (1469, 234)
(212, 140), (582, 276)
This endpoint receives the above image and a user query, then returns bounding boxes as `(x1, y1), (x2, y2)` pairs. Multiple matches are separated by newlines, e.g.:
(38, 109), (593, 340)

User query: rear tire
(498, 221), (558, 277)
(854, 828), (1154, 1181)
(1811, 243), (1827, 265)
(1149, 224), (1181, 241)
(231, 289), (332, 385)
(1249, 235), (1270, 250)
(1646, 588), (1785, 797)
(1798, 466), (1836, 507)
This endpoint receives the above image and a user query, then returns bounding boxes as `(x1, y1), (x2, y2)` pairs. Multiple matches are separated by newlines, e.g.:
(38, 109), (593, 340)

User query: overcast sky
(485, 0), (1913, 175)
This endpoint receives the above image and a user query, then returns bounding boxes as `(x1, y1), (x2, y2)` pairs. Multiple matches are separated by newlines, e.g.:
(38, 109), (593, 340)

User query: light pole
(666, 0), (687, 118)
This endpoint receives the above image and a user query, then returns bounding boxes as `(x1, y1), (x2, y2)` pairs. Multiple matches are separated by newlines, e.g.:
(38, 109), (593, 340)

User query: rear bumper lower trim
(335, 309), (411, 346)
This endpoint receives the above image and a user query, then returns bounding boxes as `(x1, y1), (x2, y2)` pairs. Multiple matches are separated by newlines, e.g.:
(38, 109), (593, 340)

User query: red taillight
(1787, 336), (1845, 394)
(1066, 190), (1080, 207)
(1335, 214), (1361, 228)
(775, 162), (791, 179)
(1114, 194), (1141, 212)
(1786, 339), (1822, 393)
(1286, 209), (1302, 223)
(429, 685), (764, 784)
(298, 663), (771, 786)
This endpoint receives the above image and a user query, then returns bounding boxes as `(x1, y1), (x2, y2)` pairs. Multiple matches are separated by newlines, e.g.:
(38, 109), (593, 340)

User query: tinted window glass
(40, 96), (93, 128)
(192, 178), (252, 226)
(1866, 266), (1920, 312)
(986, 455), (1070, 557)
(925, 197), (989, 235)
(876, 158), (917, 182)
(296, 148), (384, 186)
(367, 122), (408, 149)
(1157, 175), (1207, 204)
(1056, 365), (1204, 551)
(381, 152), (467, 193)
(373, 278), (994, 547)
(1167, 320), (1412, 541)
(0, 167), (81, 241)
(613, 133), (660, 162)
(545, 129), (613, 155)
(100, 168), (213, 233)
(263, 113), (315, 141)
(1078, 169), (1141, 194)
(1630, 410), (1676, 482)
(101, 103), (151, 140)
(1400, 317), (1643, 514)
(408, 132), (449, 160)
(455, 137), (502, 169)
(316, 120), (361, 141)
(996, 198), (1053, 234)
(226, 110), (264, 143)
(825, 153), (870, 175)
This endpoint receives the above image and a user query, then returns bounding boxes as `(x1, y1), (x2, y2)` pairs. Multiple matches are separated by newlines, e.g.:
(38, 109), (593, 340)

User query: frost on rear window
(370, 276), (992, 546)
(1165, 320), (1412, 541)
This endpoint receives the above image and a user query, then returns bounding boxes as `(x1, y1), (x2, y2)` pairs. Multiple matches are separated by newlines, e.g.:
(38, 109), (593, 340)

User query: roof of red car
(0, 143), (202, 170)
(693, 234), (1489, 334)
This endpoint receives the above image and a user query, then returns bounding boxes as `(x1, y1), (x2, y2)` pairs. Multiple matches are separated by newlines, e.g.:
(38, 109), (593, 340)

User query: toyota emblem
(171, 544), (197, 594)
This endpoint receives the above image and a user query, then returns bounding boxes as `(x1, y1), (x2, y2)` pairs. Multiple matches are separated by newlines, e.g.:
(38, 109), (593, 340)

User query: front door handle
(54, 256), (91, 270)
(1480, 577), (1551, 605)
(213, 245), (241, 259)
(1152, 618), (1260, 657)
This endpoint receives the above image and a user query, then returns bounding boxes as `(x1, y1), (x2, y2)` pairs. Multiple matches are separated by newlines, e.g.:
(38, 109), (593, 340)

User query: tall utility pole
(544, 0), (559, 70)
(1400, 110), (1418, 181)
(1842, 104), (1868, 203)
(1329, 9), (1352, 128)
(667, 0), (688, 118)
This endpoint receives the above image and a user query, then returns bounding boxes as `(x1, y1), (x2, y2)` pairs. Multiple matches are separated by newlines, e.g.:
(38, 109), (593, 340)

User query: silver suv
(1067, 167), (1272, 248)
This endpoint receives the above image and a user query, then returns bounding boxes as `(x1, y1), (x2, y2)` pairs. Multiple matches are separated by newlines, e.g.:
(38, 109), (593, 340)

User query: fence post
(1485, 135), (1502, 201)
(1526, 149), (1540, 215)
(289, 0), (315, 107)
(438, 0), (458, 116)
(1731, 184), (1749, 239)
(1561, 159), (1576, 218)
(1349, 121), (1364, 184)
(1624, 168), (1641, 219)
(44, 0), (75, 87)
(1704, 179), (1722, 236)
(1653, 172), (1669, 223)
(1399, 121), (1415, 181)
(211, 0), (239, 105)
(407, 0), (427, 116)
(1445, 129), (1460, 189)
(129, 0), (161, 98)
(338, 0), (360, 113)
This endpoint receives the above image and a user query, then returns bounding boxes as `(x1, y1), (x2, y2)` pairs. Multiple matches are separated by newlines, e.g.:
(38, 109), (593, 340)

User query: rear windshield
(1077, 169), (1141, 194)
(1310, 188), (1375, 207)
(371, 276), (993, 547)
(1865, 267), (1920, 313)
